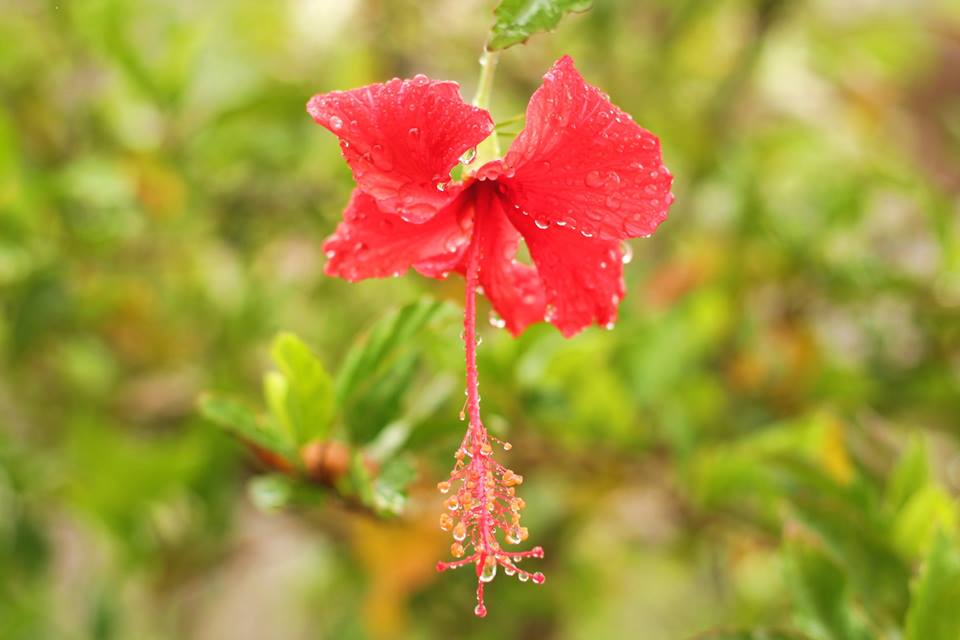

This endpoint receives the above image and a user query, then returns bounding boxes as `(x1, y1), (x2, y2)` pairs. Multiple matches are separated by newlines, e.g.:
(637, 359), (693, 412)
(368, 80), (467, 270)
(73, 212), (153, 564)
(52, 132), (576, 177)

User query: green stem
(470, 49), (501, 167)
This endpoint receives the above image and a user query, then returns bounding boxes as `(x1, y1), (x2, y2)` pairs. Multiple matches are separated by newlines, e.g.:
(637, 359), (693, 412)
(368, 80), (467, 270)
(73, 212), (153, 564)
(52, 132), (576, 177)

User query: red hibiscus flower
(308, 55), (674, 338)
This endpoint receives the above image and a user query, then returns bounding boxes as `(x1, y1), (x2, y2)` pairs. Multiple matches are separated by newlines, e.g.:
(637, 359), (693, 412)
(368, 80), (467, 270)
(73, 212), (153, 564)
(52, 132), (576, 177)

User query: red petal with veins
(322, 189), (472, 282)
(500, 56), (674, 241)
(472, 184), (546, 336)
(307, 76), (493, 223)
(506, 197), (626, 337)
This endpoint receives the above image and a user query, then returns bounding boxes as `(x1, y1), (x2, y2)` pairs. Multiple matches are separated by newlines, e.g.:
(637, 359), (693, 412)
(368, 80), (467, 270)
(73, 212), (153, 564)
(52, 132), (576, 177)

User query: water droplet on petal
(585, 170), (605, 188)
(620, 242), (633, 264)
(412, 73), (429, 86)
(534, 216), (550, 230)
(328, 115), (344, 131)
(408, 127), (420, 140)
(370, 144), (394, 171)
(460, 147), (477, 165)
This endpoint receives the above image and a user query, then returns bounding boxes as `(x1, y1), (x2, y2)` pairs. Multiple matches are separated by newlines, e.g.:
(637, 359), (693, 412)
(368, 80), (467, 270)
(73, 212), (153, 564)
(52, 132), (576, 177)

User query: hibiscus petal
(500, 56), (674, 241)
(323, 189), (472, 282)
(505, 200), (625, 338)
(472, 185), (546, 337)
(307, 76), (494, 223)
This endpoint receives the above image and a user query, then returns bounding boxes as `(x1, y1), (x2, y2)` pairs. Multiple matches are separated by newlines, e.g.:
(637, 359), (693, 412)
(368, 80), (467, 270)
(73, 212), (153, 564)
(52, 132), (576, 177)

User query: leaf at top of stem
(487, 0), (593, 51)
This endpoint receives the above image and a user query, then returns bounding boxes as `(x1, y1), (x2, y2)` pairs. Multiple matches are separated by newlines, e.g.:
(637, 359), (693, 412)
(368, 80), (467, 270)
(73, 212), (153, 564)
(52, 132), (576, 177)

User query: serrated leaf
(271, 333), (335, 445)
(905, 532), (960, 640)
(198, 394), (294, 458)
(487, 0), (592, 50)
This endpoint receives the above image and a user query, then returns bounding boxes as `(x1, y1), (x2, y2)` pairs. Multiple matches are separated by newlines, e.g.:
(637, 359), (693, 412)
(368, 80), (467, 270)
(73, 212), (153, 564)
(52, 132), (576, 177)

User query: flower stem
(471, 49), (501, 166)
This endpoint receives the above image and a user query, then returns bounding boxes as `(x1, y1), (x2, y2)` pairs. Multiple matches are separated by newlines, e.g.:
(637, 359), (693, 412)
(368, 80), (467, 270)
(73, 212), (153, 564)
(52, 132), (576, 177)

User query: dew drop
(412, 73), (429, 86)
(580, 228), (595, 238)
(534, 216), (550, 230)
(474, 604), (487, 618)
(460, 147), (477, 165)
(479, 560), (497, 583)
(518, 572), (529, 583)
(585, 170), (605, 188)
(324, 249), (336, 259)
(604, 170), (621, 188)
(408, 127), (420, 140)
(531, 572), (546, 585)
(328, 115), (344, 130)
(489, 311), (506, 329)
(620, 241), (633, 264)
(504, 565), (516, 576)
(370, 144), (394, 171)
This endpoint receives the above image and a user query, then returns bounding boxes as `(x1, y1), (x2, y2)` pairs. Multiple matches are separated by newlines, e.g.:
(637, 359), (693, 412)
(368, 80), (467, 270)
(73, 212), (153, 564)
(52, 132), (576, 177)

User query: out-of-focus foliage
(0, 0), (958, 639)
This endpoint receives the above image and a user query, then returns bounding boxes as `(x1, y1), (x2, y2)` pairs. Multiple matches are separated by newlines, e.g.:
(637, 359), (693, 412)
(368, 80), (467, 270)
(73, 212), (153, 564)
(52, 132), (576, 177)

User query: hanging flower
(308, 55), (674, 616)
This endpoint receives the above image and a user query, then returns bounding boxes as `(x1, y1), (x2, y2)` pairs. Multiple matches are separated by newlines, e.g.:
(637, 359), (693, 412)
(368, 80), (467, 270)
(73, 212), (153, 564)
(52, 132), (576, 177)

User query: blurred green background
(2, 0), (960, 638)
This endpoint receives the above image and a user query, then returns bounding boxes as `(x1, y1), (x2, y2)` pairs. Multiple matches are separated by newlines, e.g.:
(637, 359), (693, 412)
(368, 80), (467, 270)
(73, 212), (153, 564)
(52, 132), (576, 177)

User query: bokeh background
(2, 0), (960, 638)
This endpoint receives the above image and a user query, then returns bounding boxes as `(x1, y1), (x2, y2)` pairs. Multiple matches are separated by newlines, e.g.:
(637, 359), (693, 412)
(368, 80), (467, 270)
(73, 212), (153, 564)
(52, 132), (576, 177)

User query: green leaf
(335, 298), (456, 443)
(270, 333), (335, 445)
(247, 474), (294, 512)
(372, 456), (416, 516)
(692, 631), (811, 640)
(905, 532), (960, 640)
(198, 394), (294, 458)
(488, 0), (593, 51)
(786, 544), (872, 640)
(887, 437), (930, 513)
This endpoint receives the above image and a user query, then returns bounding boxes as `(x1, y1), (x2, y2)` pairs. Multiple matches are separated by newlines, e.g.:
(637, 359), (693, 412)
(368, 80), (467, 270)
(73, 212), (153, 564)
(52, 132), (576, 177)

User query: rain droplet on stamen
(479, 558), (497, 582)
(489, 311), (506, 329)
(620, 241), (633, 264)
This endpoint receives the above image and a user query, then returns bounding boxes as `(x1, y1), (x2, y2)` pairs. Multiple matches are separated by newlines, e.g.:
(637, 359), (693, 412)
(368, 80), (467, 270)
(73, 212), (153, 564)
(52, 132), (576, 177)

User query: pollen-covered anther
(439, 513), (454, 531)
